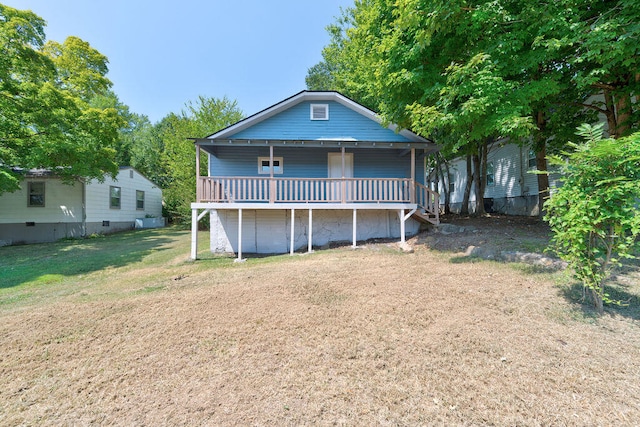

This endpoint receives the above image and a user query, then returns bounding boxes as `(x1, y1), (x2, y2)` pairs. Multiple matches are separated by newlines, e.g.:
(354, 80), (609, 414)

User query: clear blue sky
(5, 0), (352, 123)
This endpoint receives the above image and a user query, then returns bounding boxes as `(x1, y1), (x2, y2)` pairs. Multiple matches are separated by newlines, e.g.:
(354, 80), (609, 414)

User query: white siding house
(0, 167), (163, 245)
(442, 142), (559, 216)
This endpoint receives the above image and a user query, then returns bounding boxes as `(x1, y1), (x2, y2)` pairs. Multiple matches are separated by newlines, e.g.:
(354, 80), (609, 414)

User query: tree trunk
(437, 153), (451, 215)
(614, 91), (632, 138)
(591, 286), (604, 315)
(603, 89), (618, 137)
(460, 154), (473, 216)
(471, 142), (487, 216)
(535, 146), (550, 218)
(533, 111), (550, 218)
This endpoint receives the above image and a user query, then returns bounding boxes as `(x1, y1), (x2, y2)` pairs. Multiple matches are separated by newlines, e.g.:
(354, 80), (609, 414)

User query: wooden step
(412, 210), (439, 225)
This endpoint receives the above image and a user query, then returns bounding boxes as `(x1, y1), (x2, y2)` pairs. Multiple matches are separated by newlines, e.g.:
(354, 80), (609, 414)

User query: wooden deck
(191, 177), (439, 260)
(197, 176), (439, 224)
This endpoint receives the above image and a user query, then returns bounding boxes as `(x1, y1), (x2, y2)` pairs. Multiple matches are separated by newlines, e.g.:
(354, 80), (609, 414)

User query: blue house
(190, 91), (440, 259)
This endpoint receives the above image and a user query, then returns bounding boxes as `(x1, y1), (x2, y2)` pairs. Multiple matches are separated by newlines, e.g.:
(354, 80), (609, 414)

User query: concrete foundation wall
(210, 209), (420, 254)
(0, 222), (84, 245)
(85, 221), (136, 237)
(0, 221), (137, 246)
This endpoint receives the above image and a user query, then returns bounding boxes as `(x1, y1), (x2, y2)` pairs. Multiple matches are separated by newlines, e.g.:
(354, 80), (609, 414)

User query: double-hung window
(486, 162), (495, 187)
(136, 190), (145, 210)
(28, 182), (45, 207)
(110, 186), (121, 209)
(258, 157), (283, 175)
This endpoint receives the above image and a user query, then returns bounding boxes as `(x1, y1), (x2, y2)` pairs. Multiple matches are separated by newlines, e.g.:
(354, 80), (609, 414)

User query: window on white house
(110, 186), (121, 209)
(136, 190), (145, 210)
(486, 162), (495, 187)
(448, 173), (455, 194)
(310, 104), (329, 120)
(28, 181), (45, 207)
(528, 149), (537, 169)
(258, 157), (283, 174)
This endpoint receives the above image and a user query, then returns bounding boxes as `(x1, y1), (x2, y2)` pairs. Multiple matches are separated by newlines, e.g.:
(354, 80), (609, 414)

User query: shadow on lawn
(559, 258), (640, 321)
(0, 228), (185, 289)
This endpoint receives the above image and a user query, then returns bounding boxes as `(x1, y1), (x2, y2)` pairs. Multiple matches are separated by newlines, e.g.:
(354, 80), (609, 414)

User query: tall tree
(158, 96), (243, 224)
(312, 0), (634, 215)
(0, 5), (123, 194)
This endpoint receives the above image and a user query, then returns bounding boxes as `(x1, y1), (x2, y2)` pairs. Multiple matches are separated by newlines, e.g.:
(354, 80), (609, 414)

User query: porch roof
(192, 137), (437, 154)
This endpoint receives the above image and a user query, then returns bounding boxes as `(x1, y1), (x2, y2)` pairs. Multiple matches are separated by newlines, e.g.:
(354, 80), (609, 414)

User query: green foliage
(158, 96), (243, 224)
(309, 0), (638, 215)
(305, 61), (336, 91)
(0, 4), (123, 193)
(545, 124), (640, 314)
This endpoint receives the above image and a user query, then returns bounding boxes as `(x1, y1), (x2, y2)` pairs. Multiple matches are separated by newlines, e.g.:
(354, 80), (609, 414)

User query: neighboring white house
(439, 142), (560, 216)
(0, 167), (163, 245)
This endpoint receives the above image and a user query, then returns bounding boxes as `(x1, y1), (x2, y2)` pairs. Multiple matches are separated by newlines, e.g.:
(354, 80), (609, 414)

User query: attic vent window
(310, 104), (329, 120)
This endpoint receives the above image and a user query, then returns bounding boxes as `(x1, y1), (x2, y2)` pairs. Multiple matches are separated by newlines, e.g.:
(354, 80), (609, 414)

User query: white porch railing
(197, 176), (440, 224)
(198, 177), (415, 204)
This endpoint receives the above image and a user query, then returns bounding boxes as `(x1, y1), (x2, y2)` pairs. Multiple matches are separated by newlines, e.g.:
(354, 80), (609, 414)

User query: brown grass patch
(1, 223), (639, 425)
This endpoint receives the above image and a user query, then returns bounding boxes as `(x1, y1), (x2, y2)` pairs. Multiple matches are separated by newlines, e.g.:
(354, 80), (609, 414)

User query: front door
(328, 152), (353, 201)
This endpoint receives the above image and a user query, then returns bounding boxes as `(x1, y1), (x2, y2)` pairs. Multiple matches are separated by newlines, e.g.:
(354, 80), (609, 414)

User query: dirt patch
(1, 221), (639, 425)
(419, 214), (551, 253)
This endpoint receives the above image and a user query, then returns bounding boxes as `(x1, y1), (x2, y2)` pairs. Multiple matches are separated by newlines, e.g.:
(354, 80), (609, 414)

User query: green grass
(0, 227), (231, 308)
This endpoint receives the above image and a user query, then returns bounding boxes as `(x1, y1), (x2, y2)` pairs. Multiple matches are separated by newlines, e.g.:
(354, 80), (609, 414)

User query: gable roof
(194, 91), (438, 152)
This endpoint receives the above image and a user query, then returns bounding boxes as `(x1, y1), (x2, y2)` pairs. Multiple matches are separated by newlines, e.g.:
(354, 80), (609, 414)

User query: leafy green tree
(305, 61), (337, 91)
(545, 124), (640, 314)
(158, 96), (243, 224)
(311, 0), (635, 215)
(0, 4), (123, 194)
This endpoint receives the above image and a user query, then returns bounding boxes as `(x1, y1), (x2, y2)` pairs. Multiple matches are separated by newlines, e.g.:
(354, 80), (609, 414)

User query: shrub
(544, 124), (640, 314)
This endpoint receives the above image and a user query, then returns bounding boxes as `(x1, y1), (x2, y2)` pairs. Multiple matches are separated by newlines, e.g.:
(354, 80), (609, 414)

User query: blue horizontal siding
(209, 147), (423, 181)
(228, 101), (412, 142)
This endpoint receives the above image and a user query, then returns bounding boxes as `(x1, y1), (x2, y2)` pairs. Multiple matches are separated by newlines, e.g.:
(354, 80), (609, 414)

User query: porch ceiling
(193, 138), (439, 155)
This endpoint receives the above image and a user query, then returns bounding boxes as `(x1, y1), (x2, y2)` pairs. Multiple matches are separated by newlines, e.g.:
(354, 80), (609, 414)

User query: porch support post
(290, 208), (295, 255)
(308, 208), (313, 253)
(352, 209), (357, 248)
(196, 144), (201, 202)
(410, 148), (416, 203)
(269, 144), (276, 203)
(399, 209), (406, 244)
(236, 208), (245, 262)
(341, 146), (346, 203)
(190, 207), (198, 260)
(269, 145), (274, 178)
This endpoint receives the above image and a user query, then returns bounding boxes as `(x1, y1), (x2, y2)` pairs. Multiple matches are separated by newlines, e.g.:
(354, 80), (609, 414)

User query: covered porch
(190, 144), (439, 260)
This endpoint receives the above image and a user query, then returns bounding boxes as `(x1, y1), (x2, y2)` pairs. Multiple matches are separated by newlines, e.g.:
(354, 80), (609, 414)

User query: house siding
(0, 178), (83, 224)
(442, 142), (558, 216)
(229, 101), (413, 142)
(209, 147), (423, 182)
(0, 167), (163, 245)
(0, 178), (84, 245)
(85, 168), (162, 224)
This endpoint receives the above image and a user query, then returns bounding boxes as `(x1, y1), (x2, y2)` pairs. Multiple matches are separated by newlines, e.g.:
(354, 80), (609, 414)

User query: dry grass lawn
(1, 218), (639, 425)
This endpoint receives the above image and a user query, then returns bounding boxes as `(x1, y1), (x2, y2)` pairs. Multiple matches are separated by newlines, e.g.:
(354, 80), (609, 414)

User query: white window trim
(110, 185), (121, 209)
(486, 161), (495, 187)
(527, 149), (537, 169)
(258, 157), (284, 175)
(136, 190), (145, 210)
(310, 104), (329, 120)
(28, 181), (45, 207)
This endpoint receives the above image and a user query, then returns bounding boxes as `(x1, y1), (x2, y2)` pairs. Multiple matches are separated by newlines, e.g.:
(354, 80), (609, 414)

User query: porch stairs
(412, 208), (439, 225)
(413, 182), (440, 225)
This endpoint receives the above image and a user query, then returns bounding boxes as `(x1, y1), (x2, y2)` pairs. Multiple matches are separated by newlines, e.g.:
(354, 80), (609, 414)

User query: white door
(328, 152), (353, 201)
